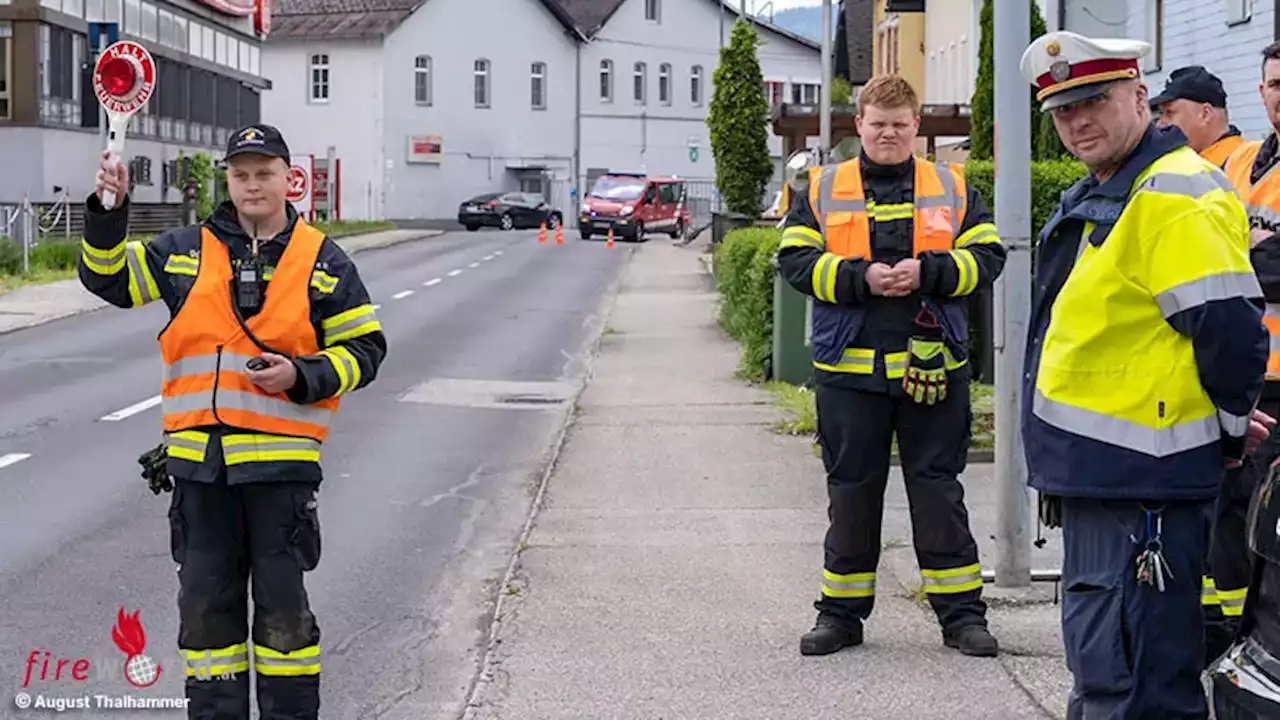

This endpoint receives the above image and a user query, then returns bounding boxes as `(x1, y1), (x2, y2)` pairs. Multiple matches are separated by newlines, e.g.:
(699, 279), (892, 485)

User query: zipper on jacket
(212, 344), (225, 427)
(1158, 401), (1165, 419)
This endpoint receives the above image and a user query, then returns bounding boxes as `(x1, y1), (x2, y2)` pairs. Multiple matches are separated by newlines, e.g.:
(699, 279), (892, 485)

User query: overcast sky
(736, 0), (821, 11)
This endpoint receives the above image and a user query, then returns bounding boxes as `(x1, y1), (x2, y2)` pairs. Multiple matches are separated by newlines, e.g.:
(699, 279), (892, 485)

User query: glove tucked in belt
(903, 337), (948, 405)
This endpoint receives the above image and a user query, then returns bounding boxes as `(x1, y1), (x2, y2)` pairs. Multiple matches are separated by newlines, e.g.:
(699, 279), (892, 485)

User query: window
(690, 65), (702, 105)
(658, 63), (670, 104)
(309, 53), (329, 102)
(531, 61), (546, 109)
(599, 59), (612, 102)
(0, 22), (10, 119)
(202, 25), (214, 62)
(173, 15), (187, 52)
(124, 0), (139, 34)
(645, 0), (659, 21)
(249, 46), (260, 76)
(1143, 0), (1162, 71)
(474, 58), (490, 107)
(414, 55), (432, 105)
(763, 80), (784, 106)
(789, 82), (819, 104)
(633, 61), (646, 104)
(188, 19), (202, 57)
(1224, 0), (1251, 24)
(139, 1), (156, 41)
(38, 23), (84, 127)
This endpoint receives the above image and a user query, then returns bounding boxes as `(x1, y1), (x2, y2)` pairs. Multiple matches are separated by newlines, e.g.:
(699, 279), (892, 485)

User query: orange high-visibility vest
(1225, 141), (1280, 382)
(1202, 134), (1246, 169)
(807, 157), (968, 259)
(159, 222), (340, 441)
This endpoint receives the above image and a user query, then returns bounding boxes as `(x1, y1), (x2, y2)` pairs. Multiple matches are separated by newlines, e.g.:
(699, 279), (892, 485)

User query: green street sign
(689, 146), (699, 163)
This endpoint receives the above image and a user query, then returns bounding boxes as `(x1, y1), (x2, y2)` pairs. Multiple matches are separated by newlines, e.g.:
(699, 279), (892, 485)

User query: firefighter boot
(799, 615), (863, 656)
(943, 624), (999, 657)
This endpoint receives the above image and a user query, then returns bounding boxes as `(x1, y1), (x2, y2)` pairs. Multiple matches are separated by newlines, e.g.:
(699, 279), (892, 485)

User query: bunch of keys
(1134, 507), (1173, 592)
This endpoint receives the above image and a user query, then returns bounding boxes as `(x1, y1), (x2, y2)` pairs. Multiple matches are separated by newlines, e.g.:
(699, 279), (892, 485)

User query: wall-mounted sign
(197, 0), (256, 18)
(254, 0), (271, 37)
(407, 134), (442, 164)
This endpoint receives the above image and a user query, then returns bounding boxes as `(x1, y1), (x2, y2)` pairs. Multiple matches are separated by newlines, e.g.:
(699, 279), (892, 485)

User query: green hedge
(962, 158), (1088, 240)
(713, 227), (781, 381)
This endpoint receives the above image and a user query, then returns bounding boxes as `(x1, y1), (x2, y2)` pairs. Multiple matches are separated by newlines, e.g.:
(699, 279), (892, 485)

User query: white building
(259, 0), (821, 223)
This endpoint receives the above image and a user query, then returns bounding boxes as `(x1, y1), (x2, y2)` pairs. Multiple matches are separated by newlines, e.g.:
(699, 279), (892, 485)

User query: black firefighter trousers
(814, 380), (989, 632)
(1204, 398), (1280, 665)
(169, 476), (323, 720)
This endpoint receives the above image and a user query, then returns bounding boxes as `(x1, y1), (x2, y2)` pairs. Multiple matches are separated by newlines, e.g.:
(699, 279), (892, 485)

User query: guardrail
(1, 190), (74, 274)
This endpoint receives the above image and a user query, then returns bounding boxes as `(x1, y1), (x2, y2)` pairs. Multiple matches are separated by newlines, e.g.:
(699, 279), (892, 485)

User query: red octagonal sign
(93, 41), (155, 116)
(286, 166), (309, 202)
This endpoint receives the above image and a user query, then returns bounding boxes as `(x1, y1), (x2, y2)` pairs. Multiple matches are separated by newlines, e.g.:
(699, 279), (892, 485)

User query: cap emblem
(1049, 60), (1071, 83)
(1046, 40), (1061, 57)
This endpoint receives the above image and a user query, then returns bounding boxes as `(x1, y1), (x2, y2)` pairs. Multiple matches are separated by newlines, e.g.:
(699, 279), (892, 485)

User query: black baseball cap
(224, 124), (291, 164)
(1150, 66), (1228, 109)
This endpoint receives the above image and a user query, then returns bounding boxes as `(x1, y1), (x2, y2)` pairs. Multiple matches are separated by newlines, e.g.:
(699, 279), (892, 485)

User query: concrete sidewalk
(0, 227), (442, 336)
(465, 240), (1073, 720)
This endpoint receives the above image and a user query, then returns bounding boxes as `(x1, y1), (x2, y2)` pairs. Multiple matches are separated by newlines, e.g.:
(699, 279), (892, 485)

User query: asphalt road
(0, 228), (632, 719)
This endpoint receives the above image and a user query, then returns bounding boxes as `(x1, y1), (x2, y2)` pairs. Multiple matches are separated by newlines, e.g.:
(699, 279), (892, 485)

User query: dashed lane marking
(482, 254), (495, 261)
(392, 290), (415, 300)
(100, 395), (162, 422)
(448, 270), (463, 277)
(0, 453), (32, 469)
(468, 262), (480, 268)
(424, 278), (442, 287)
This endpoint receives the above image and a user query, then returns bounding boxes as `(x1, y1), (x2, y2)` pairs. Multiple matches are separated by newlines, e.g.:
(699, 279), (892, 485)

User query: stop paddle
(93, 41), (156, 210)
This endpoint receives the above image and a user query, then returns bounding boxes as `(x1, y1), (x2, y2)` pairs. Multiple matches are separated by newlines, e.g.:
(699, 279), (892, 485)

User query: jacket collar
(204, 200), (300, 249)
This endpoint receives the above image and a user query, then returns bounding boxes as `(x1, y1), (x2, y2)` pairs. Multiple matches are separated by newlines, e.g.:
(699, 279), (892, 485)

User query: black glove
(138, 443), (173, 495)
(1039, 494), (1062, 529)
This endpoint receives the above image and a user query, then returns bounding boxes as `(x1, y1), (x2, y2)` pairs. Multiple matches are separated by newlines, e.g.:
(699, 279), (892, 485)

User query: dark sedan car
(458, 191), (563, 232)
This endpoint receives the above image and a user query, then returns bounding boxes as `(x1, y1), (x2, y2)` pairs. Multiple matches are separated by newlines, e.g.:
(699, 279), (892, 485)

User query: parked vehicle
(458, 192), (563, 232)
(1207, 465), (1280, 718)
(579, 173), (689, 242)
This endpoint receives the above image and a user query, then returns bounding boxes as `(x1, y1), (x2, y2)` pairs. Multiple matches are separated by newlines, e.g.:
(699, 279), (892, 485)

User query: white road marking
(392, 290), (415, 300)
(482, 254), (495, 261)
(0, 453), (31, 469)
(100, 395), (162, 422)
(423, 278), (442, 287)
(373, 304), (382, 310)
(448, 269), (463, 277)
(468, 262), (480, 268)
(494, 251), (504, 256)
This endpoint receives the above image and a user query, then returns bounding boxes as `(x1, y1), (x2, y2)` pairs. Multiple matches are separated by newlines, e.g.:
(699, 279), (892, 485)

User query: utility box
(772, 258), (812, 385)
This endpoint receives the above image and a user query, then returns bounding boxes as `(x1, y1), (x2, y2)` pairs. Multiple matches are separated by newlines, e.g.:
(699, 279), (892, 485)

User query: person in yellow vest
(1020, 31), (1273, 718)
(777, 75), (1006, 658)
(1151, 65), (1246, 168)
(1217, 39), (1280, 671)
(79, 124), (386, 719)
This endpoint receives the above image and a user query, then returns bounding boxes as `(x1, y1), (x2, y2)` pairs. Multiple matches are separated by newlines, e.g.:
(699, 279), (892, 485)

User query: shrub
(30, 241), (79, 271)
(714, 226), (782, 380)
(962, 157), (1088, 241)
(0, 237), (20, 275)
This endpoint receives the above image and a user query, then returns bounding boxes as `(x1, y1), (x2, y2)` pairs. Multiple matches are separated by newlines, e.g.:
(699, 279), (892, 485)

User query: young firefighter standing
(778, 75), (1006, 658)
(79, 125), (386, 719)
(1019, 32), (1270, 718)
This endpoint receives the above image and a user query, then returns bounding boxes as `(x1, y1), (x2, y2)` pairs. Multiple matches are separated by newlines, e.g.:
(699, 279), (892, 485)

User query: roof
(266, 0), (818, 48)
(710, 0), (820, 51)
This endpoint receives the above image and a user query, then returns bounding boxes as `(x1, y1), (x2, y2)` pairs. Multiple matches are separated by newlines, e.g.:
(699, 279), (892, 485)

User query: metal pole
(819, 0), (832, 153)
(992, 0), (1033, 588)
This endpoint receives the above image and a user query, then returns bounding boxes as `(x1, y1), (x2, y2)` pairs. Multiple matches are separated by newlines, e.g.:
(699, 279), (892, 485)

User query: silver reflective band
(126, 245), (158, 304)
(166, 433), (208, 454)
(324, 349), (358, 384)
(1219, 408), (1251, 438)
(185, 649), (249, 679)
(921, 571), (980, 589)
(1033, 390), (1220, 458)
(164, 352), (259, 382)
(1154, 272), (1263, 318)
(823, 577), (874, 593)
(163, 388), (333, 426)
(323, 307), (377, 342)
(1138, 170), (1235, 199)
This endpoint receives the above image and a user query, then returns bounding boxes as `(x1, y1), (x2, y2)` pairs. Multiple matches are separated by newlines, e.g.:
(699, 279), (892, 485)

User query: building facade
(1119, 0), (1274, 141)
(871, 0), (925, 98)
(0, 0), (269, 207)
(261, 0), (821, 223)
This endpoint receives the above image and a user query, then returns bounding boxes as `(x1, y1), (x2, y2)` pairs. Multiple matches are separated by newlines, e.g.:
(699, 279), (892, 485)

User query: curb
(0, 229), (444, 338)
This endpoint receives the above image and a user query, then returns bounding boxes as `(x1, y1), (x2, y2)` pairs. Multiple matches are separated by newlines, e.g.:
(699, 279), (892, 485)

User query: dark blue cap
(1150, 66), (1228, 109)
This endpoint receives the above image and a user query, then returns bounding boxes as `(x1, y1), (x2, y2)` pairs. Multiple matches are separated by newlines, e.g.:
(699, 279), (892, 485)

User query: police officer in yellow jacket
(778, 75), (1006, 658)
(79, 125), (385, 719)
(1151, 66), (1246, 169)
(1020, 32), (1269, 718)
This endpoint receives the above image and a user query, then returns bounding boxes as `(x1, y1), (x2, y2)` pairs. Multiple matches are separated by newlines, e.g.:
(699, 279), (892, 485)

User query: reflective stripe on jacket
(1026, 140), (1264, 499)
(159, 223), (340, 452)
(1225, 140), (1280, 381)
(800, 157), (978, 371)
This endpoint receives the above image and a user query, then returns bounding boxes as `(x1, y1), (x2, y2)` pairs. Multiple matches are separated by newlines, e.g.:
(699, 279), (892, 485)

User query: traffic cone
(606, 227), (615, 248)
(554, 223), (564, 245)
(538, 222), (548, 243)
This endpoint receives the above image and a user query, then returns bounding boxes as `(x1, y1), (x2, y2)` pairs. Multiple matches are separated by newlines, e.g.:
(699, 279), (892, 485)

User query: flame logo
(111, 607), (162, 688)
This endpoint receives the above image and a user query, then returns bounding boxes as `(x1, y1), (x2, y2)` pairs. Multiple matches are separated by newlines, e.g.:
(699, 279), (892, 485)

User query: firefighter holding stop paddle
(78, 124), (386, 718)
